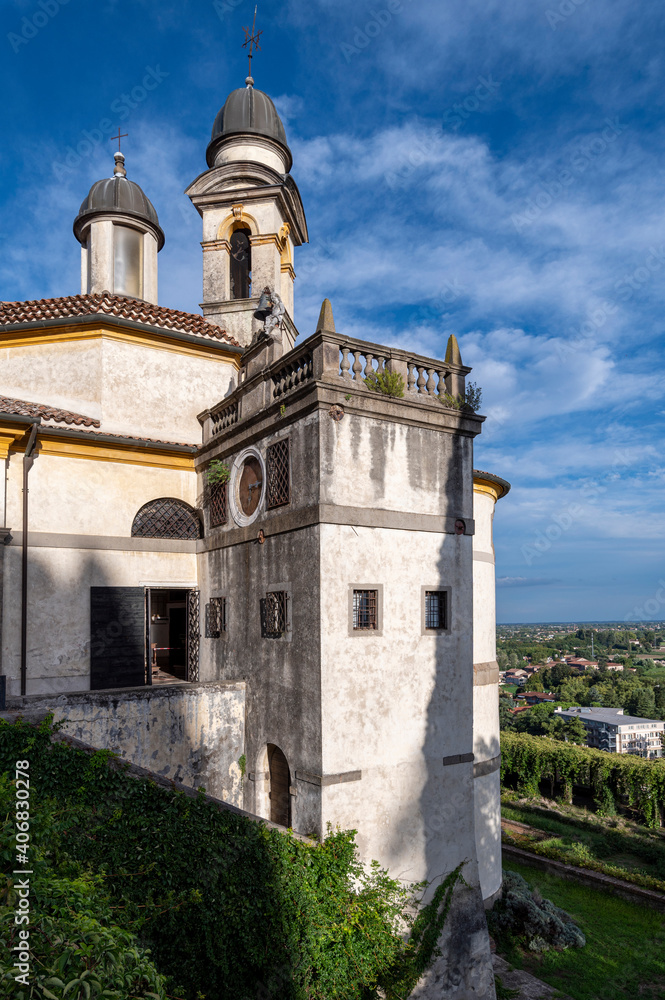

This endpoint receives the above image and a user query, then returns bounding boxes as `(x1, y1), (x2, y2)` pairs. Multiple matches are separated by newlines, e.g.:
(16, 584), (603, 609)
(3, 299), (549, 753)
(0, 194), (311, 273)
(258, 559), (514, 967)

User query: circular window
(239, 456), (263, 516)
(229, 448), (266, 526)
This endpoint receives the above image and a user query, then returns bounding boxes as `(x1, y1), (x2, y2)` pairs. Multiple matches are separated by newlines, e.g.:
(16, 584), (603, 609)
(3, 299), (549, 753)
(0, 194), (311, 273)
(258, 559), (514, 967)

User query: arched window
(229, 227), (251, 299)
(131, 498), (202, 540)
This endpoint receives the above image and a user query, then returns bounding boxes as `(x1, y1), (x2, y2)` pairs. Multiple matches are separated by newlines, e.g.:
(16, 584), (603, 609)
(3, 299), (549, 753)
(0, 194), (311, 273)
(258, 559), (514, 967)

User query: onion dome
(206, 79), (292, 170)
(73, 153), (165, 249)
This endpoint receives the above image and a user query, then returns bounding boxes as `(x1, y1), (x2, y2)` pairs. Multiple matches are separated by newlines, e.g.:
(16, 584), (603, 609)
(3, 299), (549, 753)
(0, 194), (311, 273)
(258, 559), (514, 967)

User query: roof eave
(0, 313), (244, 356)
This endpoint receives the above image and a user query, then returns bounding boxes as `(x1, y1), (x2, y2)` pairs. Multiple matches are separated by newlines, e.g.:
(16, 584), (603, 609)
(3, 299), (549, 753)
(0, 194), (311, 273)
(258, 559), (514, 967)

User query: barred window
(266, 438), (290, 509)
(425, 591), (447, 630)
(205, 597), (227, 638)
(353, 590), (377, 631)
(209, 482), (228, 527)
(131, 498), (201, 540)
(261, 591), (288, 638)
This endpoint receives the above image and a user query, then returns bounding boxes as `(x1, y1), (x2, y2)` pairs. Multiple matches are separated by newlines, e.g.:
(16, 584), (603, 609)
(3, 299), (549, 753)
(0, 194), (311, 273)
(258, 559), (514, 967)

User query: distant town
(497, 623), (665, 758)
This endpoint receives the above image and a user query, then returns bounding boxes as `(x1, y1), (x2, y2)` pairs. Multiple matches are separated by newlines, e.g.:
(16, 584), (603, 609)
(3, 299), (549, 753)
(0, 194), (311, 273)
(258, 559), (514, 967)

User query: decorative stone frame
(421, 585), (452, 636)
(206, 592), (229, 641)
(348, 584), (383, 637)
(262, 580), (293, 642)
(229, 446), (266, 527)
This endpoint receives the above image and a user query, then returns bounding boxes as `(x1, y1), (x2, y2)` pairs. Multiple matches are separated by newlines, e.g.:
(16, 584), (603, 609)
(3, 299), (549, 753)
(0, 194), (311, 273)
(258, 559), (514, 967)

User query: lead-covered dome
(206, 82), (292, 170)
(73, 153), (165, 249)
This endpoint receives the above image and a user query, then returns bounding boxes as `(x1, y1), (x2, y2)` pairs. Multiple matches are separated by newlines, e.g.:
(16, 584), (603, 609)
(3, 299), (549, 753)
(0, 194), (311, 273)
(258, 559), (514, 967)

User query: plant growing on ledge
(207, 459), (230, 485)
(441, 381), (482, 413)
(364, 368), (405, 398)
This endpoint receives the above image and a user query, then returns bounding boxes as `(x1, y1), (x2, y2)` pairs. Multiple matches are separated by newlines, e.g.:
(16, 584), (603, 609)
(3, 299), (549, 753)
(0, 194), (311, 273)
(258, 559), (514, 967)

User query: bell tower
(185, 77), (308, 350)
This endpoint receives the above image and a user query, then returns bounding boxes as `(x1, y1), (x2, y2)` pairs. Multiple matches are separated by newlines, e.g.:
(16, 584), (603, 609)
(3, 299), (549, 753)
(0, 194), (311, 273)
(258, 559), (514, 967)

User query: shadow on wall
(412, 437), (496, 998)
(10, 548), (244, 804)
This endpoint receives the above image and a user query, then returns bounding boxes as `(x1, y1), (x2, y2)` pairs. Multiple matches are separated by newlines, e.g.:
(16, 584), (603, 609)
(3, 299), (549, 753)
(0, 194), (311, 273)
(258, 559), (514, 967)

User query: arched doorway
(267, 744), (291, 827)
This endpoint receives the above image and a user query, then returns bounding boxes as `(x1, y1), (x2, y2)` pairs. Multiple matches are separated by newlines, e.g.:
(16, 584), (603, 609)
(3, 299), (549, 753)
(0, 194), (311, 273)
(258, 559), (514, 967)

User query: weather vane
(242, 5), (262, 82)
(110, 127), (128, 152)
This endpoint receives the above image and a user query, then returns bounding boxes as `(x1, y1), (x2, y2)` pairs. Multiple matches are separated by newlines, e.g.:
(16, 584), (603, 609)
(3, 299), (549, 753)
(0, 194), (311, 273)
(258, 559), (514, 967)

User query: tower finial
(113, 151), (126, 178)
(242, 5), (262, 86)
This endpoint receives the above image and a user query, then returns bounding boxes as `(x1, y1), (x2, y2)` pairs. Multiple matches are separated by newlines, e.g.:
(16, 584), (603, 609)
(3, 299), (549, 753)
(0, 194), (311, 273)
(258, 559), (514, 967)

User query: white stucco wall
(6, 453), (197, 536)
(319, 522), (478, 891)
(472, 485), (502, 903)
(319, 415), (472, 518)
(0, 336), (238, 443)
(2, 453), (199, 698)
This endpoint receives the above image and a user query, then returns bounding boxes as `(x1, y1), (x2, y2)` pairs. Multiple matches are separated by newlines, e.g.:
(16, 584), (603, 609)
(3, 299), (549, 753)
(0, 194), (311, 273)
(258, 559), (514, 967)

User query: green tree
(625, 687), (656, 719)
(564, 717), (588, 744)
(499, 701), (516, 731)
(525, 673), (544, 692)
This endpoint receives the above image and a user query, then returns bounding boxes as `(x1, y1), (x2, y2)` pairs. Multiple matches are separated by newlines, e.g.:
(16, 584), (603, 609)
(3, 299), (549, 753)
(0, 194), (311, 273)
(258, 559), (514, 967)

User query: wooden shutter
(268, 744), (291, 827)
(90, 587), (146, 690)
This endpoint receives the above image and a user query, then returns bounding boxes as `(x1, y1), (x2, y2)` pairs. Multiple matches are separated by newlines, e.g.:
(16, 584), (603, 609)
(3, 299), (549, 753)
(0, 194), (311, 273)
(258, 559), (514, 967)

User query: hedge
(501, 731), (665, 827)
(501, 829), (665, 895)
(0, 717), (463, 1000)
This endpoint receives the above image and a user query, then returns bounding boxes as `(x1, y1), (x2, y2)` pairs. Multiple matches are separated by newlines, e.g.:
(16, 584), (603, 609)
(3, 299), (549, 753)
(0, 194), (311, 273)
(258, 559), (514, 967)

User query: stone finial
(445, 334), (462, 366)
(113, 151), (127, 178)
(316, 298), (335, 333)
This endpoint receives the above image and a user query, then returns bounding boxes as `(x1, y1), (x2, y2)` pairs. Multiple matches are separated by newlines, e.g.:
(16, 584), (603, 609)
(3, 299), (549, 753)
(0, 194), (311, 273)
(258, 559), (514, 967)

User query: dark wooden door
(90, 587), (146, 690)
(268, 744), (291, 827)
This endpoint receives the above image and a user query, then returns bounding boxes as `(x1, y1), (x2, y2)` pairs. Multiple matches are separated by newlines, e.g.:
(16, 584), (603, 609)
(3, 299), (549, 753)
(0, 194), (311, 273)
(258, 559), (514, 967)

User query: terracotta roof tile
(0, 395), (100, 427)
(0, 293), (240, 347)
(38, 425), (198, 450)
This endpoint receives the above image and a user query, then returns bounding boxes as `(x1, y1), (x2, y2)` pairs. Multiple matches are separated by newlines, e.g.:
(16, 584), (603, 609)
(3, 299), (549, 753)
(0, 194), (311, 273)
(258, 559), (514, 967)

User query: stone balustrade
(200, 329), (470, 441)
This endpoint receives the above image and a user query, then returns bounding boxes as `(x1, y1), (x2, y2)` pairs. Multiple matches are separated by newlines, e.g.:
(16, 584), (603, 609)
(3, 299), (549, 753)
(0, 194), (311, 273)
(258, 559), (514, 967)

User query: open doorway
(147, 589), (190, 684)
(90, 586), (199, 690)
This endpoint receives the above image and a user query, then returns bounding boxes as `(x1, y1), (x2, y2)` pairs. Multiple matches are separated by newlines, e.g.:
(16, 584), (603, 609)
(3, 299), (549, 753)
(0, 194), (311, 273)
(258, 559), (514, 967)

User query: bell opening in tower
(230, 227), (251, 299)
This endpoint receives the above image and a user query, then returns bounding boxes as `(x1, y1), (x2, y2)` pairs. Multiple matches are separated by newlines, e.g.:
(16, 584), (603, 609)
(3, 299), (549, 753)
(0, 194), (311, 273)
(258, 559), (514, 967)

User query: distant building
(515, 692), (556, 705)
(555, 707), (664, 758)
(503, 668), (528, 686)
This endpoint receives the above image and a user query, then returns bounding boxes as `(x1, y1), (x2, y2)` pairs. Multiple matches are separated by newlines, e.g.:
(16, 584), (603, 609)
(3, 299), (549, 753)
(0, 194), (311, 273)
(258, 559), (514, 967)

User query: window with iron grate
(209, 482), (228, 527)
(261, 590), (288, 638)
(266, 438), (290, 509)
(131, 498), (201, 540)
(353, 590), (378, 630)
(205, 597), (227, 638)
(425, 590), (447, 630)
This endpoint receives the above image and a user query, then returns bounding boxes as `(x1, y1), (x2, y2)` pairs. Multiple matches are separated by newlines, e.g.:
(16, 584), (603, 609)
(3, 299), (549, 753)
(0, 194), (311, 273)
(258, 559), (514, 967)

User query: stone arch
(217, 209), (259, 242)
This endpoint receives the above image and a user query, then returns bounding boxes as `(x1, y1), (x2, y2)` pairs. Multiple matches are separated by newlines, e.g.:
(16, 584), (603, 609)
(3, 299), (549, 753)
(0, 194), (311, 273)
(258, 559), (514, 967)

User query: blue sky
(2, 0), (665, 623)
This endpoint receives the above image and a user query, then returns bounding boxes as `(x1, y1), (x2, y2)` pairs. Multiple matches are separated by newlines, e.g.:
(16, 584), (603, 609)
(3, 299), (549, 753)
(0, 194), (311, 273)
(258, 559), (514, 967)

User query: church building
(1, 72), (509, 999)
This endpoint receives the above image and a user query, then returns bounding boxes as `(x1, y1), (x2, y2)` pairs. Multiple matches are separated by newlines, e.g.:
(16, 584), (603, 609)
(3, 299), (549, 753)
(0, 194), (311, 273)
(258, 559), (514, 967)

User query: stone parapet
(198, 329), (479, 445)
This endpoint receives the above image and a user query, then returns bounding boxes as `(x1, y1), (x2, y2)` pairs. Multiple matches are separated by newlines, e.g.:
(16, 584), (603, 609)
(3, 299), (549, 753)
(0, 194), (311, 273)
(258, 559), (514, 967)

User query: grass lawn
(500, 860), (665, 1000)
(501, 684), (519, 695)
